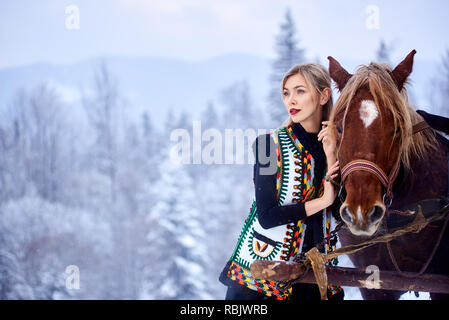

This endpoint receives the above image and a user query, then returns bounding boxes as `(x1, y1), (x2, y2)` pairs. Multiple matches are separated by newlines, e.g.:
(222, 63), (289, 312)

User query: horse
(327, 50), (449, 300)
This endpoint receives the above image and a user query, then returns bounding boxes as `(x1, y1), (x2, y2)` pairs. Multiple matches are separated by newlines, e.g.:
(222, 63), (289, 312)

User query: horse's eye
(336, 126), (342, 134)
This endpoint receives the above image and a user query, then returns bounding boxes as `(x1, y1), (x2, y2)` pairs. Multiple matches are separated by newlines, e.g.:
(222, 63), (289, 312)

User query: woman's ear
(320, 88), (331, 106)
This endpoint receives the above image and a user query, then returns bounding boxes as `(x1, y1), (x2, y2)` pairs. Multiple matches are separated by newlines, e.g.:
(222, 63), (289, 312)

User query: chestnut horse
(328, 50), (449, 299)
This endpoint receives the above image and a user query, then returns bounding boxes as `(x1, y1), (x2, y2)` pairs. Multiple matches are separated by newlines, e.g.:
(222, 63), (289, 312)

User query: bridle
(336, 120), (430, 209)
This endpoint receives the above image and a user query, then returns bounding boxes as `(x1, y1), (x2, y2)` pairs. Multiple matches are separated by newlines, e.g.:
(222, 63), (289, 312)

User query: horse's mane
(330, 62), (437, 170)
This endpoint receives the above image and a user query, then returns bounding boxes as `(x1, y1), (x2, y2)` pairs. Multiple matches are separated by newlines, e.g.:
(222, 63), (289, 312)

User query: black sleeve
(416, 109), (449, 135)
(253, 134), (308, 229)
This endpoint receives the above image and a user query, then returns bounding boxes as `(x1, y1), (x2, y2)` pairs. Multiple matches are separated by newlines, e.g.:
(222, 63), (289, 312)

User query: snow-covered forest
(0, 60), (267, 299)
(0, 8), (448, 300)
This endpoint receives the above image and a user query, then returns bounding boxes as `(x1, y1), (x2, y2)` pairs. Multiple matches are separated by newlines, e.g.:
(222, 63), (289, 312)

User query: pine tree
(268, 9), (305, 126)
(220, 81), (254, 129)
(142, 149), (209, 299)
(141, 111), (161, 169)
(376, 39), (392, 65)
(201, 101), (219, 130)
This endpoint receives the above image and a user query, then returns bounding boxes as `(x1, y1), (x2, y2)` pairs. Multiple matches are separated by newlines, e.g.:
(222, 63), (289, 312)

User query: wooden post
(250, 261), (449, 294)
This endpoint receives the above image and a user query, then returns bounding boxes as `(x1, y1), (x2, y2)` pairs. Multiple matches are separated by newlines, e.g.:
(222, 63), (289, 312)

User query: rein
(385, 198), (449, 278)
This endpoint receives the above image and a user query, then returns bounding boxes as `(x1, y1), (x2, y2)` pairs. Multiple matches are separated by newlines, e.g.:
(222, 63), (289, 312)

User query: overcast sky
(1, 0), (448, 69)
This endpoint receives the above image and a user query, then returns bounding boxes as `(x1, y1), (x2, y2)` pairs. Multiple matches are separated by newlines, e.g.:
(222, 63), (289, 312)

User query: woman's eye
(283, 91), (289, 97)
(297, 89), (305, 94)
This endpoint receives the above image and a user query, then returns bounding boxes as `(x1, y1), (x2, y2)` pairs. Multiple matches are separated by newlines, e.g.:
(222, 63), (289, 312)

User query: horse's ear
(390, 49), (417, 91)
(328, 56), (352, 91)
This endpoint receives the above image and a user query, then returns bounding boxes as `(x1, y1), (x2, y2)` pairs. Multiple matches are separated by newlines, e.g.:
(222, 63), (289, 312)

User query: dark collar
(291, 122), (327, 184)
(291, 122), (320, 155)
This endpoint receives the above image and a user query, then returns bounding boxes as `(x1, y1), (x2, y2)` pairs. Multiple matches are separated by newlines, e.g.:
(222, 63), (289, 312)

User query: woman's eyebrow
(283, 85), (306, 90)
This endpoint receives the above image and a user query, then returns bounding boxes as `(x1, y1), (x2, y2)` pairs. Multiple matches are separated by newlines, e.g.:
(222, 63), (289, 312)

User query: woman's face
(282, 73), (321, 132)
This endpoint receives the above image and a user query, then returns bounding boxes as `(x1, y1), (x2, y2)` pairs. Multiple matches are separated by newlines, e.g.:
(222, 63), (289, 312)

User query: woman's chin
(290, 114), (304, 123)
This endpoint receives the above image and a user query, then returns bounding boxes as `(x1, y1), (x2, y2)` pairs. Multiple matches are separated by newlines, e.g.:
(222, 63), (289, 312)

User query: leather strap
(341, 160), (388, 188)
(412, 120), (430, 134)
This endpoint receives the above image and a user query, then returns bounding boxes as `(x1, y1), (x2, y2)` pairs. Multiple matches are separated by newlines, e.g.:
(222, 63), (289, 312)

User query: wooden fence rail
(250, 261), (449, 294)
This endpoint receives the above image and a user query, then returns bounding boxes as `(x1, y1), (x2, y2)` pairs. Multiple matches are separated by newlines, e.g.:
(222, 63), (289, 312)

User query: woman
(219, 63), (344, 300)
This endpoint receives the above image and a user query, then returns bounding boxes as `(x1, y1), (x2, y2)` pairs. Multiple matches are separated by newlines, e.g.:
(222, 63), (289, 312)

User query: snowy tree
(189, 93), (258, 298)
(82, 61), (125, 204)
(221, 81), (256, 129)
(0, 195), (111, 299)
(141, 111), (159, 165)
(268, 9), (306, 126)
(193, 163), (254, 299)
(432, 49), (449, 117)
(0, 230), (14, 299)
(374, 40), (420, 108)
(201, 101), (219, 130)
(141, 148), (209, 299)
(0, 63), (164, 299)
(0, 84), (69, 203)
(376, 39), (392, 65)
(81, 62), (143, 299)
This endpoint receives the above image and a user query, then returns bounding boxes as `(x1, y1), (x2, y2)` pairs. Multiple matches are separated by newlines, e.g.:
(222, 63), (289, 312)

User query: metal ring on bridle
(338, 185), (345, 203)
(383, 192), (393, 208)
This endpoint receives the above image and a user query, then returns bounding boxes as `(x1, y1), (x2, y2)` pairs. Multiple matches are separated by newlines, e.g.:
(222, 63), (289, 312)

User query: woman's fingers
(328, 168), (339, 177)
(327, 161), (340, 175)
(318, 132), (325, 140)
(318, 127), (327, 141)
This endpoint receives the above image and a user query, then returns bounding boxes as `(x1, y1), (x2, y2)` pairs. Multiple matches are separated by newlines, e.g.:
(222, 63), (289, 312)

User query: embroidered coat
(220, 125), (341, 300)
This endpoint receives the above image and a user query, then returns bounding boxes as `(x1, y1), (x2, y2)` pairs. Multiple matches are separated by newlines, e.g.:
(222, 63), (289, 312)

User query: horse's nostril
(369, 205), (384, 223)
(341, 206), (353, 224)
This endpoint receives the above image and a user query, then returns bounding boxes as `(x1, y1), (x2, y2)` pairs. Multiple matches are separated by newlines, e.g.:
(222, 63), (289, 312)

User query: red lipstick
(290, 108), (300, 115)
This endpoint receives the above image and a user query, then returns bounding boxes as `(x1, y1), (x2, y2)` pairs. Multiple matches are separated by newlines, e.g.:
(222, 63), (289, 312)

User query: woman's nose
(288, 95), (296, 105)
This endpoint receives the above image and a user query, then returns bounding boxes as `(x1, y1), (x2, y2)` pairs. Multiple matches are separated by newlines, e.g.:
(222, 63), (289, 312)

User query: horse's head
(328, 50), (417, 236)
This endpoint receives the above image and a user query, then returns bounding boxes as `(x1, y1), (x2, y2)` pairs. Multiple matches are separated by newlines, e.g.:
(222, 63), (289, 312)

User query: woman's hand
(304, 161), (340, 216)
(322, 161), (340, 207)
(318, 121), (337, 160)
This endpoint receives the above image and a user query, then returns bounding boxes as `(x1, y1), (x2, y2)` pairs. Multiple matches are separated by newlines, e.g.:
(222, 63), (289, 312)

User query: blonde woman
(219, 64), (344, 300)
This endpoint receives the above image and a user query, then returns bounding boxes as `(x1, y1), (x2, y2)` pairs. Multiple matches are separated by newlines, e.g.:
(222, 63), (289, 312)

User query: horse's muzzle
(340, 203), (385, 236)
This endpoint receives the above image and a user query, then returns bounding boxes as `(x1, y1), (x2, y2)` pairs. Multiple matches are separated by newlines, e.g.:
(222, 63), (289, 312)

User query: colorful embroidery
(248, 228), (282, 260)
(227, 262), (291, 300)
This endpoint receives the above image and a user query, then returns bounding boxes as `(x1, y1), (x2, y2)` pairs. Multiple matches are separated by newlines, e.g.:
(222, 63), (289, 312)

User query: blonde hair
(280, 63), (333, 127)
